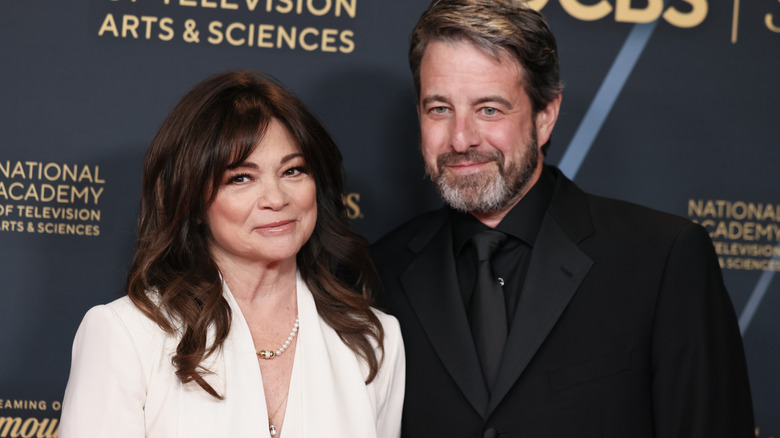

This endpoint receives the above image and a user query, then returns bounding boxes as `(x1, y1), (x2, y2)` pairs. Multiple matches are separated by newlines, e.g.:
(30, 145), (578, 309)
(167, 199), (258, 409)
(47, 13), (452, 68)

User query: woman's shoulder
(82, 295), (139, 324)
(102, 294), (140, 314)
(72, 294), (179, 384)
(370, 307), (403, 354)
(371, 307), (400, 332)
(79, 294), (172, 345)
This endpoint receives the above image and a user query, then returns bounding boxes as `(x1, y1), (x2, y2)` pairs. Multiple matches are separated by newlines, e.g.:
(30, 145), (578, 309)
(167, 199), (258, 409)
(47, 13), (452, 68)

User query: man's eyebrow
(420, 94), (514, 110)
(472, 95), (513, 109)
(421, 94), (449, 107)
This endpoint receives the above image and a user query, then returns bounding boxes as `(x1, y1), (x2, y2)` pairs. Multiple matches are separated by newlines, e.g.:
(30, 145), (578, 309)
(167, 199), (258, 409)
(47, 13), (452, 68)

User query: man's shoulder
(545, 166), (696, 243)
(563, 186), (712, 256)
(549, 166), (685, 224)
(585, 191), (692, 231)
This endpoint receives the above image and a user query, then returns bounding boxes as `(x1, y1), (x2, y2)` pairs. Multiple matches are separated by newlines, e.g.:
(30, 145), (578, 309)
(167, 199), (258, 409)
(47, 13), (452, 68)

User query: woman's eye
(284, 166), (307, 177)
(226, 174), (250, 184)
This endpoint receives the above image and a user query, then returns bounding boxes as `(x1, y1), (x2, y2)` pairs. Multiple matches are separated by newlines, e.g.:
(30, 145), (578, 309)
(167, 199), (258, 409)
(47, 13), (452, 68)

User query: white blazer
(60, 274), (405, 438)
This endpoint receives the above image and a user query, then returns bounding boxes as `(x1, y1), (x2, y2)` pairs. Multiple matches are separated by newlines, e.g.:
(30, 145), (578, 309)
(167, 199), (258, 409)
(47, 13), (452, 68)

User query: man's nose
(451, 114), (480, 153)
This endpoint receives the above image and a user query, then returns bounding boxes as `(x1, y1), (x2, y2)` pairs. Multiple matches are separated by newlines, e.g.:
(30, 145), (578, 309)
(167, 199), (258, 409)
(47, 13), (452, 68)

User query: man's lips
(443, 160), (495, 172)
(448, 160), (491, 167)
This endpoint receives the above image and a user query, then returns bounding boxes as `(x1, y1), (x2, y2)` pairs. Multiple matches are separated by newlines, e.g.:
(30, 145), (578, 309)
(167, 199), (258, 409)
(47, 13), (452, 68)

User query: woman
(60, 71), (404, 438)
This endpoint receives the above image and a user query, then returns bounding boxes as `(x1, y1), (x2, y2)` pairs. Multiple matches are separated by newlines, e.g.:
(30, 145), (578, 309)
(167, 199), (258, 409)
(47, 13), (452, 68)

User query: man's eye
(432, 107), (448, 114)
(482, 107), (498, 116)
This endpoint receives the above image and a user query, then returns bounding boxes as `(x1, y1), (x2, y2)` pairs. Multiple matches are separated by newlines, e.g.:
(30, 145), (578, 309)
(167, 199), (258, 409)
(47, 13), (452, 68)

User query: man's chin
(436, 181), (510, 214)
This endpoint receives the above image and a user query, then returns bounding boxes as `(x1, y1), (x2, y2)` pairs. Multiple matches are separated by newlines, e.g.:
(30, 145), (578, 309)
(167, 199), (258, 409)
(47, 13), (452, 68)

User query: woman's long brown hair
(126, 71), (383, 398)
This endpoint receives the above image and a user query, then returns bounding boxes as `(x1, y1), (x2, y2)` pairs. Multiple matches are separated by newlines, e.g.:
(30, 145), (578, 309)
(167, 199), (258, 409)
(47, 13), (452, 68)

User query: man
(371, 0), (755, 437)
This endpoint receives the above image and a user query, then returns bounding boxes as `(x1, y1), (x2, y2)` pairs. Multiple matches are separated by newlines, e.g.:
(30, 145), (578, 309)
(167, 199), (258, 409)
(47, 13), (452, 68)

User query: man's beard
(425, 132), (539, 215)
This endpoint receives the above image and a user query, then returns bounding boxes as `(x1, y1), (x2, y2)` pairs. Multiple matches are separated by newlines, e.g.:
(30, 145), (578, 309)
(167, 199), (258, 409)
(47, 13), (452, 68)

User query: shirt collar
(451, 165), (555, 255)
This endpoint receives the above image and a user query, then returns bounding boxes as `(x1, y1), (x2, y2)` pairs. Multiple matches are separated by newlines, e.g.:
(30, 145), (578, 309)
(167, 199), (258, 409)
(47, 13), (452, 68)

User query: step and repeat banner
(1, 0), (778, 436)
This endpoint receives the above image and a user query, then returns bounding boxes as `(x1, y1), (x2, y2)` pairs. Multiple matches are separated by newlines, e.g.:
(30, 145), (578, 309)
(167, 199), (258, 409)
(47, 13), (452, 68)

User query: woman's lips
(255, 219), (296, 234)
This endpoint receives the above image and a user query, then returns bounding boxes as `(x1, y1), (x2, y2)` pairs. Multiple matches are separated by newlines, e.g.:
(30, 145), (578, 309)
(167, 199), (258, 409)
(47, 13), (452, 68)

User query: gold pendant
(257, 350), (276, 359)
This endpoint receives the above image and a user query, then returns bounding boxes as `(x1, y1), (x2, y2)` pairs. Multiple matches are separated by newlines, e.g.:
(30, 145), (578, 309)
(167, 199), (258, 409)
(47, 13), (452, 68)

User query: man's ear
(535, 93), (562, 147)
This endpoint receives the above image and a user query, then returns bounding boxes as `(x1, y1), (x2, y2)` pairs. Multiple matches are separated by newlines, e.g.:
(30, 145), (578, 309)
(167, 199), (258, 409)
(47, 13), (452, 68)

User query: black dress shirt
(450, 167), (555, 329)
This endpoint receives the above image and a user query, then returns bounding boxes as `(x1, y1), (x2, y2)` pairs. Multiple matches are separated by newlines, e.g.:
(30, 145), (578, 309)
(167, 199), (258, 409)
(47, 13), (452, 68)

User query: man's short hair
(409, 0), (563, 116)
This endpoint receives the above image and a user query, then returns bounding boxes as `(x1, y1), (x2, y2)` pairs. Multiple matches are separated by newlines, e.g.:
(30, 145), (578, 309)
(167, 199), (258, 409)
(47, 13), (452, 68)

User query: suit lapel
(400, 213), (490, 416)
(486, 170), (594, 416)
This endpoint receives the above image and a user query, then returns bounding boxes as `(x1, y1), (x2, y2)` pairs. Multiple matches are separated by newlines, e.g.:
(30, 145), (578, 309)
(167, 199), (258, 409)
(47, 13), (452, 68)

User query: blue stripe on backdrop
(557, 20), (659, 180)
(739, 245), (779, 334)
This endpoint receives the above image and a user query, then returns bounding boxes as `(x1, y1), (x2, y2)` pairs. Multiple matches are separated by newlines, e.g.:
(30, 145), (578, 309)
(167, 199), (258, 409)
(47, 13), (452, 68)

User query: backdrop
(1, 0), (778, 436)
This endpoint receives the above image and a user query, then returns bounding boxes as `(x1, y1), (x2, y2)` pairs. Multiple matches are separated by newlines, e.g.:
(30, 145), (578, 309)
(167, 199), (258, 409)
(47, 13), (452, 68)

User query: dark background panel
(1, 0), (777, 435)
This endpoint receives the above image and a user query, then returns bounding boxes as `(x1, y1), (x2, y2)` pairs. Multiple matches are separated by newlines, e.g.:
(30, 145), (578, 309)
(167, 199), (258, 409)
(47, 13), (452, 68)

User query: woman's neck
(217, 256), (298, 308)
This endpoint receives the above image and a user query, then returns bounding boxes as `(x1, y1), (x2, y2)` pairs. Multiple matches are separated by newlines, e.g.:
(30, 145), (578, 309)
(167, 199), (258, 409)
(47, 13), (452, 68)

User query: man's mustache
(436, 149), (504, 168)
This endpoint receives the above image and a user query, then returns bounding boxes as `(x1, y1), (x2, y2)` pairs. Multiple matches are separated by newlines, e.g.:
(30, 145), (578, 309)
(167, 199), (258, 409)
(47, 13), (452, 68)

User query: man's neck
(469, 164), (543, 228)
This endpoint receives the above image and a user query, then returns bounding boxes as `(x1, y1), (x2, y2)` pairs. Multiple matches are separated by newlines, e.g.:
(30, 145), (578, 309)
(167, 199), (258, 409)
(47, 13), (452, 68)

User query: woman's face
(205, 119), (317, 269)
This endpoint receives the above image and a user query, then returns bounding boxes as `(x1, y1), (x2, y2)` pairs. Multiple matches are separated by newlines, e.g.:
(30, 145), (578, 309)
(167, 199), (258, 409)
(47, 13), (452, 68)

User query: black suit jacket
(371, 166), (754, 438)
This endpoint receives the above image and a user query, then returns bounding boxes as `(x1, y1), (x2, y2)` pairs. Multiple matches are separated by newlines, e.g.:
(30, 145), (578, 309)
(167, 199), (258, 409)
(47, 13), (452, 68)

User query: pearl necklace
(256, 316), (299, 360)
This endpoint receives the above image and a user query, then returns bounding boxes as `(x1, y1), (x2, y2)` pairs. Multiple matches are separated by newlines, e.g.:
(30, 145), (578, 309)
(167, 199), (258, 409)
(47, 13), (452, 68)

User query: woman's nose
(256, 180), (288, 210)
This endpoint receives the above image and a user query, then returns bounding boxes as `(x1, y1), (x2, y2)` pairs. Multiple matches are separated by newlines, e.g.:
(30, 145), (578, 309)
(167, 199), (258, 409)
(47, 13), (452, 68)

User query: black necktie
(468, 230), (508, 389)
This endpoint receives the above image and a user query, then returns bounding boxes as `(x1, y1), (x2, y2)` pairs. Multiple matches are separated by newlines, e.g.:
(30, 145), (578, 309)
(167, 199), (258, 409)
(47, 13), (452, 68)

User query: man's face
(417, 39), (559, 221)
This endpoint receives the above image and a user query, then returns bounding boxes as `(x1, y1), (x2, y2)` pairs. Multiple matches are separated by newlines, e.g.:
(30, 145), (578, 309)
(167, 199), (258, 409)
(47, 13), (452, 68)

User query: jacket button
(483, 428), (497, 438)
